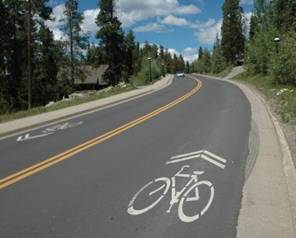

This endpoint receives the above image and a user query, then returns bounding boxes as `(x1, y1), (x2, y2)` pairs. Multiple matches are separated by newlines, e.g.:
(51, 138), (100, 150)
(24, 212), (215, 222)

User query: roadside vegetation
(235, 73), (296, 124)
(188, 0), (296, 124)
(0, 0), (187, 119)
(0, 83), (135, 123)
(189, 0), (245, 75)
(236, 0), (296, 124)
(208, 66), (233, 78)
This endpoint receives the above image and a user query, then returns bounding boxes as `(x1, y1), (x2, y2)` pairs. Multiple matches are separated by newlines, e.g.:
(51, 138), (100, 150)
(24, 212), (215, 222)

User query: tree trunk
(69, 11), (74, 86)
(27, 0), (32, 110)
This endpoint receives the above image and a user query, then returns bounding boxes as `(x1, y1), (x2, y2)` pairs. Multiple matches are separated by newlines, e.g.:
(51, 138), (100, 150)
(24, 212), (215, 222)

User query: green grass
(131, 70), (162, 87)
(235, 72), (296, 124)
(133, 77), (161, 87)
(208, 66), (234, 78)
(131, 75), (160, 87)
(0, 84), (135, 123)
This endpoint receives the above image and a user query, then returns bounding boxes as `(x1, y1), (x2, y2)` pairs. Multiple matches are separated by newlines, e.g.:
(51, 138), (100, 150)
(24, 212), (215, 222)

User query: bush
(245, 28), (276, 75)
(131, 59), (162, 86)
(211, 49), (227, 73)
(270, 31), (296, 85)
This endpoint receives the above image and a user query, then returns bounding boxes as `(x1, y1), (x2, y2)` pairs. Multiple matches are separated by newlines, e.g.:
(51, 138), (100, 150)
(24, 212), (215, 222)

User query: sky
(47, 0), (254, 63)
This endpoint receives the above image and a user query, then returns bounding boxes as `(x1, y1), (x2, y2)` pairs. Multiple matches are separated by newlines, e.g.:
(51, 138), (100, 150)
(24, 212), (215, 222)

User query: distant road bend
(0, 75), (251, 238)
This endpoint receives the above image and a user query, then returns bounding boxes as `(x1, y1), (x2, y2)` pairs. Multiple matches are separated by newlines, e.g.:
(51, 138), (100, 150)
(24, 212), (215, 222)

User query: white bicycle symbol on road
(17, 121), (84, 142)
(127, 150), (227, 223)
(128, 165), (214, 223)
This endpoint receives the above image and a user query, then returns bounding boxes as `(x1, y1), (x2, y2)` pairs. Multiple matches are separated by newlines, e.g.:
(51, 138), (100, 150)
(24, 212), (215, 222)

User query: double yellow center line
(0, 79), (203, 190)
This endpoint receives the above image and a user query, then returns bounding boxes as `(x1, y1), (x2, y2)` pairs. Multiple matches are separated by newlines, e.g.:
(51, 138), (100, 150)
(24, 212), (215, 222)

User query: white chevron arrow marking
(166, 150), (227, 169)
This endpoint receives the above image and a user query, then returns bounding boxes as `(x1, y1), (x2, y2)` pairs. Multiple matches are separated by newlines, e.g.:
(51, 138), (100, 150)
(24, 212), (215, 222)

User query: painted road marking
(170, 150), (204, 160)
(167, 150), (227, 169)
(16, 121), (83, 142)
(17, 133), (54, 142)
(128, 165), (215, 223)
(0, 79), (203, 190)
(128, 150), (226, 223)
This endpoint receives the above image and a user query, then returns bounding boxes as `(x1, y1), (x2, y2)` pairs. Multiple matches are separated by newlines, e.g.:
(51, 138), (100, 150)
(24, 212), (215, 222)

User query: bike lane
(0, 76), (251, 238)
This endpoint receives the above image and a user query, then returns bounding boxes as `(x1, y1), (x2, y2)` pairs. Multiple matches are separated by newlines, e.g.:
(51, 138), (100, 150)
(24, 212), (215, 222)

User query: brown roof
(74, 65), (109, 85)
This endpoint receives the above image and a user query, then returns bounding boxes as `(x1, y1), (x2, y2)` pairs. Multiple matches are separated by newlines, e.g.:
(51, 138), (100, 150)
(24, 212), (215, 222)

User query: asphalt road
(0, 75), (251, 238)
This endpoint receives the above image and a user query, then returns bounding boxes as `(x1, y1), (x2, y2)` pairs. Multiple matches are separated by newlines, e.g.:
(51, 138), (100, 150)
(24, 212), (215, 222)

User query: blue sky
(47, 0), (253, 62)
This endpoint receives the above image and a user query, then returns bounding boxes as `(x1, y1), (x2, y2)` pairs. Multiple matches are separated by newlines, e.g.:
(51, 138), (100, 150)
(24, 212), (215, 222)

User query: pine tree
(64, 0), (85, 85)
(159, 46), (165, 60)
(221, 0), (245, 64)
(177, 55), (185, 72)
(198, 47), (203, 59)
(96, 0), (125, 85)
(249, 14), (258, 40)
(164, 49), (172, 74)
(185, 61), (190, 73)
(211, 36), (227, 73)
(0, 0), (10, 113)
(252, 0), (273, 31)
(172, 54), (178, 74)
(272, 0), (296, 31)
(124, 30), (136, 79)
(85, 44), (105, 65)
(134, 42), (141, 73)
(3, 0), (28, 110)
(27, 0), (52, 109)
(151, 44), (158, 59)
(33, 25), (59, 106)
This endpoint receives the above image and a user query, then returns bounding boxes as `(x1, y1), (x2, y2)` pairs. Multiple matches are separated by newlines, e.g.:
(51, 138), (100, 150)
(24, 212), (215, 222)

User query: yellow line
(0, 79), (203, 190)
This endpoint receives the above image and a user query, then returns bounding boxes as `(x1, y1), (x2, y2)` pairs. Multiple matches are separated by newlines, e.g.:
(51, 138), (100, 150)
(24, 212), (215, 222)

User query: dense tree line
(0, 0), (60, 113)
(92, 0), (187, 85)
(247, 0), (296, 85)
(191, 0), (245, 74)
(0, 0), (188, 114)
(192, 0), (296, 87)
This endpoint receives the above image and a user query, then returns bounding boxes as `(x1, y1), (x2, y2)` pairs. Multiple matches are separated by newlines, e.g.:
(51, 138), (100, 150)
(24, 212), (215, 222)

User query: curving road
(0, 75), (251, 238)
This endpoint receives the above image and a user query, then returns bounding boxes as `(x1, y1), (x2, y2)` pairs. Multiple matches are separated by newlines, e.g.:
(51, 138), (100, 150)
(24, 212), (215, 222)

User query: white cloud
(81, 8), (100, 35)
(117, 0), (201, 27)
(182, 48), (199, 63)
(193, 11), (253, 45)
(194, 18), (222, 44)
(45, 4), (67, 40)
(165, 47), (198, 63)
(243, 12), (253, 37)
(134, 23), (165, 33)
(176, 4), (202, 15)
(190, 18), (216, 29)
(46, 4), (100, 40)
(168, 48), (179, 56)
(240, 0), (253, 5)
(161, 15), (189, 26)
(47, 1), (201, 39)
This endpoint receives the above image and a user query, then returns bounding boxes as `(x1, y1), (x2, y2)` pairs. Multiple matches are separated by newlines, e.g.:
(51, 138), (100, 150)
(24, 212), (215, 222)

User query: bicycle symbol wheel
(178, 180), (214, 223)
(128, 178), (215, 223)
(127, 177), (170, 215)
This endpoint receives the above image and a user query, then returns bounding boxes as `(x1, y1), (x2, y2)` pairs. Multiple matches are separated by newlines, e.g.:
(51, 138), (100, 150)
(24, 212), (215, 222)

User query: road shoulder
(0, 75), (173, 139)
(235, 82), (296, 238)
(194, 73), (296, 237)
